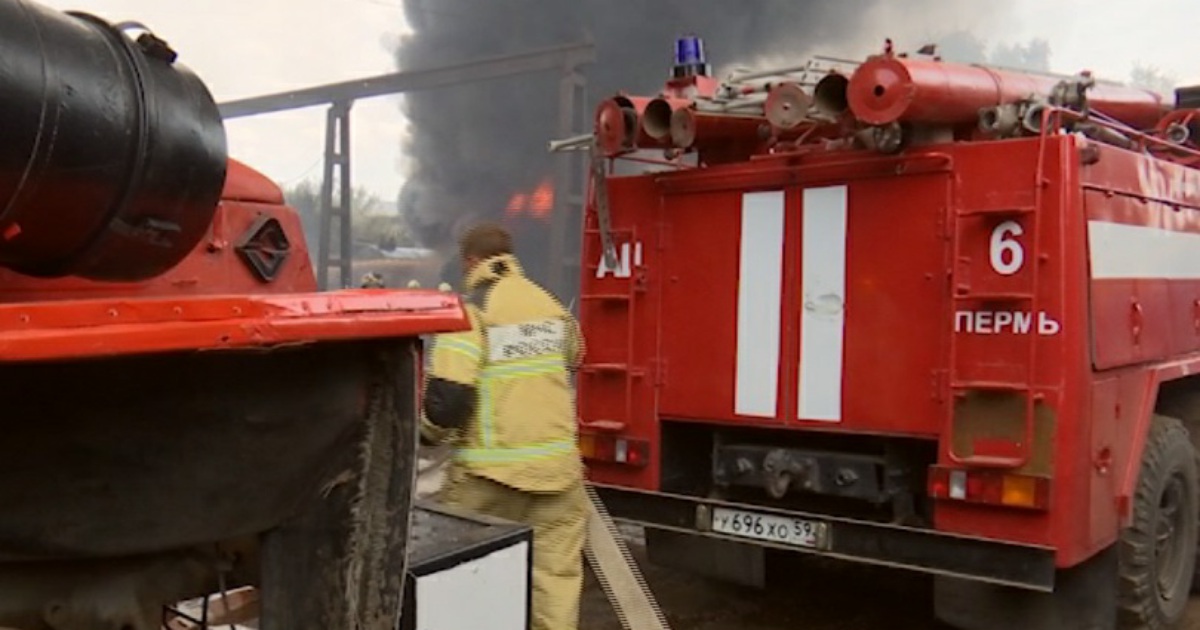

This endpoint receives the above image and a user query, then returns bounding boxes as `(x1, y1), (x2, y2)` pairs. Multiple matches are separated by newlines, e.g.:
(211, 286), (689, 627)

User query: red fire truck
(564, 37), (1200, 629)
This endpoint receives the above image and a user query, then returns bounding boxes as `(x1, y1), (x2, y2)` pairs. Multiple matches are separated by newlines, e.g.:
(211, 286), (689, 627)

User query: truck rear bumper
(591, 483), (1057, 593)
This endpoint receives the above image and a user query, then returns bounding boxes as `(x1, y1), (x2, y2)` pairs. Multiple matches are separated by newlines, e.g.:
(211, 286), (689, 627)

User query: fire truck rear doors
(655, 171), (951, 437)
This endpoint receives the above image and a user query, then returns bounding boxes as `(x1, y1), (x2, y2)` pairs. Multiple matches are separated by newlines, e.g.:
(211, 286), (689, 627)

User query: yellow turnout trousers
(441, 469), (587, 630)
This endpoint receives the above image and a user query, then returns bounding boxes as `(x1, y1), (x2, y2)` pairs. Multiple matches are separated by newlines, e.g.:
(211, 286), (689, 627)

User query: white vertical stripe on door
(735, 190), (786, 418)
(799, 185), (848, 422)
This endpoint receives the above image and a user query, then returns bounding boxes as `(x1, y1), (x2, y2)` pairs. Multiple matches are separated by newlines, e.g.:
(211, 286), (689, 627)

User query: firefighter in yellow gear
(420, 223), (587, 630)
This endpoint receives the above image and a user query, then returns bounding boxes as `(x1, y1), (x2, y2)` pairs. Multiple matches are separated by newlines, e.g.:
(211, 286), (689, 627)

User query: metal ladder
(945, 139), (1052, 469)
(578, 225), (647, 432)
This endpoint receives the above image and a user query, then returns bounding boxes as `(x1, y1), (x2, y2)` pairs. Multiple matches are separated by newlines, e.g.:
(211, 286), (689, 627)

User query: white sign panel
(415, 541), (530, 630)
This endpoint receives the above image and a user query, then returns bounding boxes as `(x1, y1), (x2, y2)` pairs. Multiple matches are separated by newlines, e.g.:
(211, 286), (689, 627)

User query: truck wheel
(1118, 414), (1198, 629)
(1151, 390), (1200, 593)
(259, 344), (419, 630)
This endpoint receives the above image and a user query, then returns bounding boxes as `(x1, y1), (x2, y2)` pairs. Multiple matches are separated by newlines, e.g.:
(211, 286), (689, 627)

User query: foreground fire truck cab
(565, 36), (1200, 629)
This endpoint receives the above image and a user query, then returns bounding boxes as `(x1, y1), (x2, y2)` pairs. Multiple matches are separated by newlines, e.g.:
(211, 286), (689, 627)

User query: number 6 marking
(989, 220), (1025, 276)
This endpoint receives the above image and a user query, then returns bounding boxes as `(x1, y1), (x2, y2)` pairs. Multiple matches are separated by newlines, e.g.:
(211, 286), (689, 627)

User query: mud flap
(934, 544), (1117, 630)
(259, 343), (420, 630)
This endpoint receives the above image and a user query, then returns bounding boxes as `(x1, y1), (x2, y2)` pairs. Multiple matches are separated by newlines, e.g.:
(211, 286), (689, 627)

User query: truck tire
(1118, 414), (1198, 630)
(259, 344), (419, 630)
(1151, 390), (1200, 592)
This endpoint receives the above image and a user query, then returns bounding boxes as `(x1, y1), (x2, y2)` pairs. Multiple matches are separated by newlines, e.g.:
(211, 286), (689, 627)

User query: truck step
(952, 380), (1031, 392)
(582, 363), (645, 376)
(953, 291), (1034, 301)
(956, 206), (1036, 218)
(580, 293), (632, 302)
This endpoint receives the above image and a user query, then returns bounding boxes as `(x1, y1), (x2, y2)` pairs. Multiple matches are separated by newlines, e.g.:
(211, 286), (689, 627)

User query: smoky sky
(394, 0), (1011, 287)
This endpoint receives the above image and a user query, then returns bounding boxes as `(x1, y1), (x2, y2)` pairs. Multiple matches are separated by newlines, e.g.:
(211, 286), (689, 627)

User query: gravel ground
(580, 527), (1200, 630)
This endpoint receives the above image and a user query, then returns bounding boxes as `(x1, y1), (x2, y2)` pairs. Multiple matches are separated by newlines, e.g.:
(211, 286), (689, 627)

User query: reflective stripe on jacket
(426, 253), (584, 492)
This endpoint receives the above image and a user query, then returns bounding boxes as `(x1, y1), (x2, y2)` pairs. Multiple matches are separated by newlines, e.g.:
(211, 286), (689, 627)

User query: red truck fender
(1115, 354), (1200, 525)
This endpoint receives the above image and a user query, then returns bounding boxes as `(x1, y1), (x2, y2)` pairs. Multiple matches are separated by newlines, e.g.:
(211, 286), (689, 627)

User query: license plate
(709, 507), (829, 549)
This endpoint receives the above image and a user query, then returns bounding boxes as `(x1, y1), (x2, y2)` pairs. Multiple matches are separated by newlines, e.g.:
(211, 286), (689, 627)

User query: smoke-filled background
(392, 0), (1068, 295)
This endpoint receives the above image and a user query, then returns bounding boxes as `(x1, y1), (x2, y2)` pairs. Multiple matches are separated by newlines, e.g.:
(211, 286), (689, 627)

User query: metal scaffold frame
(219, 42), (595, 291)
(549, 63), (590, 301)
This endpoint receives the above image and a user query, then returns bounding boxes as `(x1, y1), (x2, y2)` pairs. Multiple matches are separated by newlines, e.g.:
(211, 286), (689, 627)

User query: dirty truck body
(0, 1), (467, 629)
(573, 37), (1200, 629)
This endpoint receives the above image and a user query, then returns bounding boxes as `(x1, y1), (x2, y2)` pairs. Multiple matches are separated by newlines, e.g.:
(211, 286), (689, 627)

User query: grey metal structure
(549, 65), (589, 301)
(219, 42), (595, 291)
(319, 102), (353, 289)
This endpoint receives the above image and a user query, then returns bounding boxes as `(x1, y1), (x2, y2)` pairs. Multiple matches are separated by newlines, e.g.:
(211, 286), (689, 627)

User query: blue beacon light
(674, 35), (705, 66)
(671, 35), (710, 79)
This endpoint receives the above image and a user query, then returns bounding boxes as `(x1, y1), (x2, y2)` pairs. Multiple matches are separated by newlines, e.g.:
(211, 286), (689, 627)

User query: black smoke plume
(394, 0), (1013, 290)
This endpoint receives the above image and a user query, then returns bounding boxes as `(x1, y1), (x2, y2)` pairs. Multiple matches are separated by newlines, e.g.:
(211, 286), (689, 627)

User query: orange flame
(529, 180), (554, 218)
(503, 178), (555, 220)
(505, 192), (529, 216)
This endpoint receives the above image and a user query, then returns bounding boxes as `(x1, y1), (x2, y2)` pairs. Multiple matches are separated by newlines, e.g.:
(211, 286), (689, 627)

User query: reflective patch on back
(487, 318), (566, 363)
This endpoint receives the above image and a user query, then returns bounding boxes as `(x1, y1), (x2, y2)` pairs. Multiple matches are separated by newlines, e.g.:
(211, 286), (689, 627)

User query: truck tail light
(579, 431), (649, 467)
(928, 466), (1050, 510)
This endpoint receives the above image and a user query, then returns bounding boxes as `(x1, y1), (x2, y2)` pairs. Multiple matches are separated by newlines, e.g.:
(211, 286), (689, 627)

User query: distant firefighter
(360, 272), (385, 288)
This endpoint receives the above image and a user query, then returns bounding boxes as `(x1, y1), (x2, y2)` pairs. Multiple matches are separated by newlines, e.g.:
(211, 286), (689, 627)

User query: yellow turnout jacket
(424, 253), (585, 492)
